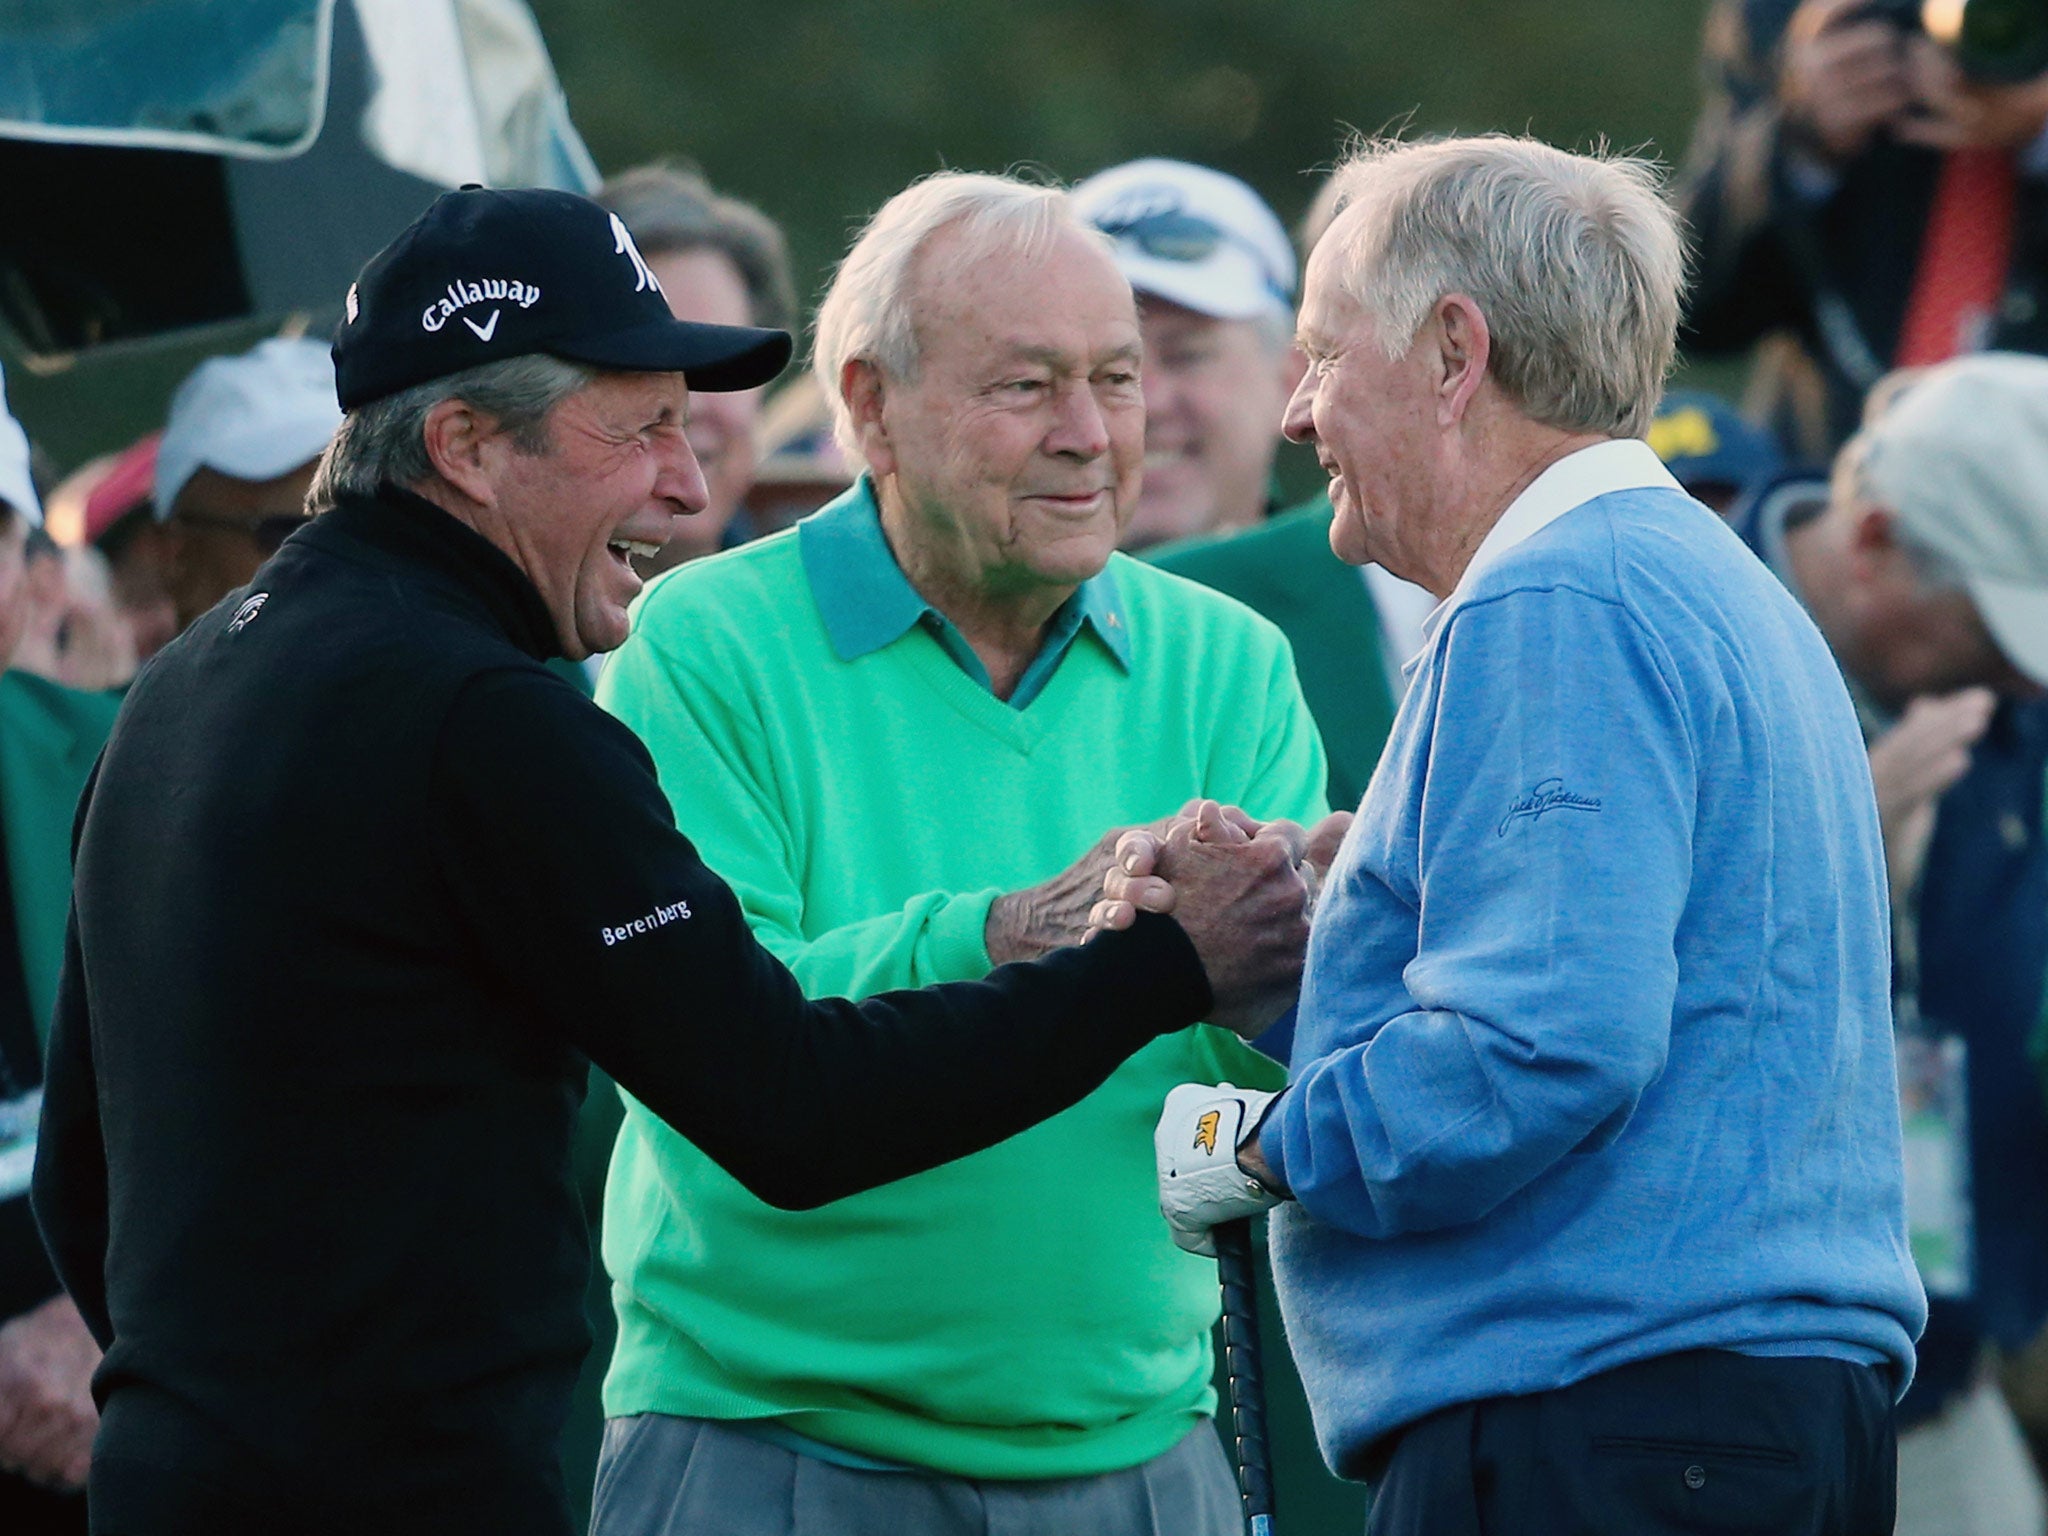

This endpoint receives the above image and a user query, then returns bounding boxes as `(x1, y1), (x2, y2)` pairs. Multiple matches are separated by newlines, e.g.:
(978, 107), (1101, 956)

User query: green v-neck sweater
(596, 522), (1327, 1479)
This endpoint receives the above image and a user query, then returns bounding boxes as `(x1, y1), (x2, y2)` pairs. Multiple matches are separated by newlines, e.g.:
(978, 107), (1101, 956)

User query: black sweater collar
(313, 484), (562, 662)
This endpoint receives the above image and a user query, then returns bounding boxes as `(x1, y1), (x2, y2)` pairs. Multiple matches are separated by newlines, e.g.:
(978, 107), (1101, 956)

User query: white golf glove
(1155, 1082), (1283, 1257)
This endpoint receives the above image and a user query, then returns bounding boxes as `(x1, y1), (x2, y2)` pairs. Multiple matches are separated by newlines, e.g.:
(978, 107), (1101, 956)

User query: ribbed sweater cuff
(929, 888), (1002, 979)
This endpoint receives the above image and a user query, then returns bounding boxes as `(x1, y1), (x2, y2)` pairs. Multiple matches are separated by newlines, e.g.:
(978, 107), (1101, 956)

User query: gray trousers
(588, 1414), (1242, 1536)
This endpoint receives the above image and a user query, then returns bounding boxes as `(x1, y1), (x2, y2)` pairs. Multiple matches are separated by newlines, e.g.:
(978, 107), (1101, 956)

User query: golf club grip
(1216, 1216), (1276, 1534)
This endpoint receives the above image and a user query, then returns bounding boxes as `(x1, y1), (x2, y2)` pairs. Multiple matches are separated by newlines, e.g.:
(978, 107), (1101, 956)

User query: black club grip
(1215, 1216), (1275, 1534)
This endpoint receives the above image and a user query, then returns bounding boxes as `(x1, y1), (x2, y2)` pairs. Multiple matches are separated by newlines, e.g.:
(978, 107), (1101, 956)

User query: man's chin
(1328, 502), (1372, 568)
(570, 609), (631, 661)
(1016, 536), (1118, 589)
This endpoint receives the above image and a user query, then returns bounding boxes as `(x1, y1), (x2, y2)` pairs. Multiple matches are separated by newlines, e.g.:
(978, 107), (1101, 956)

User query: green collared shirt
(796, 480), (1131, 709)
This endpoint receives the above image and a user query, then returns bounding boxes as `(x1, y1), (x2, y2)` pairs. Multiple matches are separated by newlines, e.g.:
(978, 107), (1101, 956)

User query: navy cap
(332, 186), (792, 412)
(1647, 390), (1785, 497)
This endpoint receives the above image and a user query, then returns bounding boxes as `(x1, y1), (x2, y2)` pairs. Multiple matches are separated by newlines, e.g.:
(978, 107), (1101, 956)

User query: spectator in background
(596, 163), (797, 568)
(0, 362), (119, 1533)
(1679, 0), (2048, 456)
(42, 436), (177, 670)
(155, 337), (339, 634)
(590, 170), (1334, 1536)
(81, 437), (176, 664)
(1070, 158), (1299, 549)
(1110, 162), (1433, 813)
(1645, 387), (1788, 515)
(12, 534), (134, 694)
(1729, 353), (2048, 1535)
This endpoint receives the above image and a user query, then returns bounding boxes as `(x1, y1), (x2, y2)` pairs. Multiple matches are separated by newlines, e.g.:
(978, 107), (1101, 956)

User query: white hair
(1320, 136), (1686, 439)
(811, 171), (1104, 458)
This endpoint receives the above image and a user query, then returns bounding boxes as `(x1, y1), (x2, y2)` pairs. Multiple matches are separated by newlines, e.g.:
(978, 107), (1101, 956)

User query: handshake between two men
(1084, 799), (1351, 1256)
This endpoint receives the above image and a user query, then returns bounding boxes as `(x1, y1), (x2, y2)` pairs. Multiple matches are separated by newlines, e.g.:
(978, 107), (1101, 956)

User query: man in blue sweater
(1119, 135), (1926, 1533)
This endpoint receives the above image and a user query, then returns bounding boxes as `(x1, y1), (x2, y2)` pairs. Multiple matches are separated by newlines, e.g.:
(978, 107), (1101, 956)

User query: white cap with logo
(0, 361), (40, 527)
(1859, 351), (2048, 688)
(154, 336), (343, 519)
(1070, 158), (1296, 323)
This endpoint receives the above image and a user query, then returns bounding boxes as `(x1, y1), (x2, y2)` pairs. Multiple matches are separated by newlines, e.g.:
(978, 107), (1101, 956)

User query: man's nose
(1281, 370), (1317, 445)
(656, 433), (712, 516)
(1046, 381), (1112, 460)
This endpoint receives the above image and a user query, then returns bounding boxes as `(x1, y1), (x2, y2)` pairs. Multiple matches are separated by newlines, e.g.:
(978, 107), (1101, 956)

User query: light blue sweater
(1264, 484), (1926, 1472)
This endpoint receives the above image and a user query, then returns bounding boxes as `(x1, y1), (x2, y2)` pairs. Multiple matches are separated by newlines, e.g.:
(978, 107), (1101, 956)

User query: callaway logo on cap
(331, 186), (792, 412)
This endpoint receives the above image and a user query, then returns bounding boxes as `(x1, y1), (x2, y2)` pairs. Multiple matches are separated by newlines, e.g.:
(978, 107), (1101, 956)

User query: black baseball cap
(331, 186), (793, 411)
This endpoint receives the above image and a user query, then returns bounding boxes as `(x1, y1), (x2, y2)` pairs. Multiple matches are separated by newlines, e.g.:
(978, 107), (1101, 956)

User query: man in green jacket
(591, 171), (1339, 1536)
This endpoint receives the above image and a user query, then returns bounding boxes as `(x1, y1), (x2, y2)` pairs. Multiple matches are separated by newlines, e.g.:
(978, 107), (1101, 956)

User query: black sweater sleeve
(429, 668), (1213, 1211)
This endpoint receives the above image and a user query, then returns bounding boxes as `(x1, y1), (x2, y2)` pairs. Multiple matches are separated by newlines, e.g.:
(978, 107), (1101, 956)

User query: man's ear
(420, 398), (501, 507)
(1850, 505), (1895, 550)
(1432, 293), (1492, 427)
(842, 358), (896, 480)
(1846, 505), (1907, 581)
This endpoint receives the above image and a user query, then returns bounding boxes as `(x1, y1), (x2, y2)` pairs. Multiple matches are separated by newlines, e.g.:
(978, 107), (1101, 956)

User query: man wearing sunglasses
(152, 337), (340, 637)
(1071, 160), (1300, 552)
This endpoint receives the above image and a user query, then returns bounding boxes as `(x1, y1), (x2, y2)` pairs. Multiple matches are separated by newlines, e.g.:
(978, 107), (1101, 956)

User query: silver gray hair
(811, 171), (1105, 459)
(307, 353), (596, 512)
(1320, 136), (1686, 439)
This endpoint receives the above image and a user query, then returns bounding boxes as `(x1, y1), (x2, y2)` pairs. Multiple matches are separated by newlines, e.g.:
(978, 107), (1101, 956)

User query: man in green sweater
(591, 172), (1335, 1535)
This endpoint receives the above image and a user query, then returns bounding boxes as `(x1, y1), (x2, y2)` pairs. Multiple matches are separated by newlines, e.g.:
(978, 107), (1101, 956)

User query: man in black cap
(29, 187), (1312, 1536)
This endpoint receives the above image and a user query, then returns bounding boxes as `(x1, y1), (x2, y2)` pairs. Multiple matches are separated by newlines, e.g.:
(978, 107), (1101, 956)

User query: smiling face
(1122, 298), (1293, 549)
(859, 223), (1144, 607)
(1284, 231), (1449, 585)
(481, 371), (708, 658)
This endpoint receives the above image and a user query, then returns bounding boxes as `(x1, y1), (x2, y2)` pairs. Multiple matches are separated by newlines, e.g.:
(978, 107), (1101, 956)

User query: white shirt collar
(1413, 438), (1681, 664)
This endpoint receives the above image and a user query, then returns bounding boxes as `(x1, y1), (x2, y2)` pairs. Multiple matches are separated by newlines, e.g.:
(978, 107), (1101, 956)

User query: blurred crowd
(8, 2), (2048, 1532)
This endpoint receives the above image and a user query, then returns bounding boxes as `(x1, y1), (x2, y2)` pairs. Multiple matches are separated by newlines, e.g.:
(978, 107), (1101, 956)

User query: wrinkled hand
(1782, 0), (1916, 164)
(1156, 1082), (1285, 1256)
(1867, 687), (1994, 902)
(0, 1294), (99, 1491)
(985, 801), (1245, 965)
(1092, 806), (1352, 928)
(1091, 801), (1315, 1037)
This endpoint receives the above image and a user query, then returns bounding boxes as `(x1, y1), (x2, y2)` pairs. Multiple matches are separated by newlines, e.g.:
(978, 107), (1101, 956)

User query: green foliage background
(532, 0), (1719, 323)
